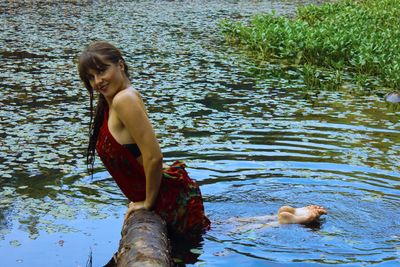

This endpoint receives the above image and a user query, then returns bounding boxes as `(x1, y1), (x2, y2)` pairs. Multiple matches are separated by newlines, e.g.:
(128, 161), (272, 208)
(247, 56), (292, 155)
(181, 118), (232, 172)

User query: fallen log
(115, 209), (171, 267)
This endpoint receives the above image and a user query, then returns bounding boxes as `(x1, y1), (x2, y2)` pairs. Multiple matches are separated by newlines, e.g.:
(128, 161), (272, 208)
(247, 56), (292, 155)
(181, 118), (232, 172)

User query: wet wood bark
(116, 209), (171, 267)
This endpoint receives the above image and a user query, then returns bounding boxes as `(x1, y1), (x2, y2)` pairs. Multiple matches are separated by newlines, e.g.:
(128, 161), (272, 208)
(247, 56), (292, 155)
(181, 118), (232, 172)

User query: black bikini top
(122, 143), (142, 158)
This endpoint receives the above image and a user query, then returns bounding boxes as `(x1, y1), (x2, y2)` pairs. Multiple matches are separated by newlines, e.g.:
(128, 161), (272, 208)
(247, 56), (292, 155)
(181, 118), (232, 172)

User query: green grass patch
(220, 0), (400, 91)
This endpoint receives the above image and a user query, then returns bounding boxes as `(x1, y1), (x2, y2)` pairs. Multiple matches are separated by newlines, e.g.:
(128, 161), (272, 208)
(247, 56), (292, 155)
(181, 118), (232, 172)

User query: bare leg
(228, 205), (327, 233)
(235, 221), (280, 232)
(278, 205), (327, 224)
(234, 214), (277, 223)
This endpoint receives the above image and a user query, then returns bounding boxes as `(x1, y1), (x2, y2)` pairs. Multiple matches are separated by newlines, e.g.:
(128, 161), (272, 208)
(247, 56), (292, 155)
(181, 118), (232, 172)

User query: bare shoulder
(113, 87), (141, 107)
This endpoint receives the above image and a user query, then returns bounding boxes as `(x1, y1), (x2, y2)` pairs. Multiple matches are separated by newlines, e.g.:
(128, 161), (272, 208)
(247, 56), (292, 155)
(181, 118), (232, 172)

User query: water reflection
(199, 159), (399, 265)
(0, 0), (399, 266)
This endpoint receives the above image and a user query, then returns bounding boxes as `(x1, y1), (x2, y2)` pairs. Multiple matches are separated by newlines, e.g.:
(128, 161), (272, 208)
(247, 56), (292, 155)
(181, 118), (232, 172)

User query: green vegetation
(220, 0), (400, 91)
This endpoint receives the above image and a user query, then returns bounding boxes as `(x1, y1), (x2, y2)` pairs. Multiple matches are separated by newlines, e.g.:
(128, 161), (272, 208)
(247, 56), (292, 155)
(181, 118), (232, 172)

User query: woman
(78, 41), (327, 237)
(78, 41), (210, 236)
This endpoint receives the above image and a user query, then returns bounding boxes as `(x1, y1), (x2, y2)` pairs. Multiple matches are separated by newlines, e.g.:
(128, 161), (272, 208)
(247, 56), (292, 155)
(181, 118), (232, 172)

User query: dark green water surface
(0, 1), (399, 266)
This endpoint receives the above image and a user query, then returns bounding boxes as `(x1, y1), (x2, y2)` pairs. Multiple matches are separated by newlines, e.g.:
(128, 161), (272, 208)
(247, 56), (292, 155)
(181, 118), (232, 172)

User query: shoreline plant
(220, 0), (400, 92)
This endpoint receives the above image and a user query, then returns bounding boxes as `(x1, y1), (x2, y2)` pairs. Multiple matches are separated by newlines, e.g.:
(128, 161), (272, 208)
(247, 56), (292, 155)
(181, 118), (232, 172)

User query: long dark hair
(77, 41), (130, 175)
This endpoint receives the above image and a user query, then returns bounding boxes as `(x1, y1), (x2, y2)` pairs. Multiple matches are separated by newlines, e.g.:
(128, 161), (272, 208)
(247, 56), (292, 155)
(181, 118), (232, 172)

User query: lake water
(0, 1), (399, 266)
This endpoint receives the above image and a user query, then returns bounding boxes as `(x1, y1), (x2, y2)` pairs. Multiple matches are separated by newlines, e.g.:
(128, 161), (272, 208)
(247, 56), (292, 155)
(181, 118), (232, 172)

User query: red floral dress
(96, 107), (210, 235)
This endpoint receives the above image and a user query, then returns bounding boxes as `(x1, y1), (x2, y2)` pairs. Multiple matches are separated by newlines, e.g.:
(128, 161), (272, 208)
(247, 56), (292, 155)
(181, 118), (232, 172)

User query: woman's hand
(124, 201), (150, 222)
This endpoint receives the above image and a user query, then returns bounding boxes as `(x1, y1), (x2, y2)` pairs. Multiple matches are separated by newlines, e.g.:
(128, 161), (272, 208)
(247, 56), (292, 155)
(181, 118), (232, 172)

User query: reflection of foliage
(199, 93), (238, 111)
(0, 204), (12, 238)
(0, 177), (121, 241)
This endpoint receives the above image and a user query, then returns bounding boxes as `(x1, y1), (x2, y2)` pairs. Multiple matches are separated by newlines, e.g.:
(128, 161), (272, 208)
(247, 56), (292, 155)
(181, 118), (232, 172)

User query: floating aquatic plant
(220, 0), (400, 91)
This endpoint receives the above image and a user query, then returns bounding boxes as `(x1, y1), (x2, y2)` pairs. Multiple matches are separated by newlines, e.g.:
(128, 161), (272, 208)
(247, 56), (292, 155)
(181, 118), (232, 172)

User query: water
(1, 1), (399, 266)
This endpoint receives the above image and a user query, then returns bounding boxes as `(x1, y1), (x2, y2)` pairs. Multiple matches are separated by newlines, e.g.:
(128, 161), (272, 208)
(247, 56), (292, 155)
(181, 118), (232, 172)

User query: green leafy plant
(220, 0), (400, 91)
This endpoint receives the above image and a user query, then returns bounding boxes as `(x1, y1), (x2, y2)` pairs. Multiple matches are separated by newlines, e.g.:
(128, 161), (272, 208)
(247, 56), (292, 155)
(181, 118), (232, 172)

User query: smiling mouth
(98, 84), (108, 92)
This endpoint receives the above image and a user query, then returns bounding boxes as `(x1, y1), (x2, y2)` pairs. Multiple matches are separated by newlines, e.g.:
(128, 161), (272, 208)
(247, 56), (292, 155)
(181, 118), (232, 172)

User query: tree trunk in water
(116, 209), (171, 267)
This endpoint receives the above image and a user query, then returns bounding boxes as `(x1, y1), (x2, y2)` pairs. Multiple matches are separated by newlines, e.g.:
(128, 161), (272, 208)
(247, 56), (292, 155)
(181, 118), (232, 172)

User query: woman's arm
(113, 89), (163, 210)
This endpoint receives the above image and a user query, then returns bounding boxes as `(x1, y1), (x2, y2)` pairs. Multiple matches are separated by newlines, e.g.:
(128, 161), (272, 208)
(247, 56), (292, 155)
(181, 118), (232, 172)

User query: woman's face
(87, 58), (127, 99)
